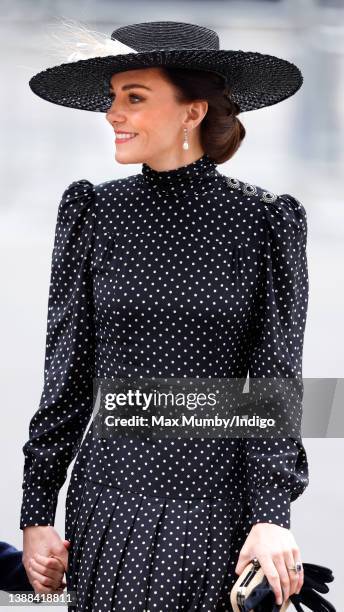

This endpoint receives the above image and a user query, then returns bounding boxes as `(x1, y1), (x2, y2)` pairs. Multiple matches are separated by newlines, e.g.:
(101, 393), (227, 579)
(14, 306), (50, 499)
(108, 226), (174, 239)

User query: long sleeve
(243, 193), (310, 529)
(20, 179), (96, 529)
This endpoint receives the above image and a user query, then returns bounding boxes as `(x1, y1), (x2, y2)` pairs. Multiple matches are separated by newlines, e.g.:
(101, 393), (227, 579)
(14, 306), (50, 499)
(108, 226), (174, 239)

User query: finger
(274, 555), (291, 603)
(293, 555), (304, 595)
(234, 547), (251, 575)
(284, 550), (301, 598)
(32, 581), (65, 596)
(28, 567), (61, 591)
(50, 550), (69, 573)
(50, 552), (68, 573)
(32, 581), (65, 597)
(257, 554), (283, 605)
(33, 553), (66, 573)
(63, 539), (71, 549)
(32, 579), (56, 595)
(34, 552), (66, 574)
(30, 557), (65, 582)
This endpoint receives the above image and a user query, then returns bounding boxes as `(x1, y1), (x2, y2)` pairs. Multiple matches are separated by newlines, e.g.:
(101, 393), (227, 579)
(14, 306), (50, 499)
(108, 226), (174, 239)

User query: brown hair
(159, 66), (246, 164)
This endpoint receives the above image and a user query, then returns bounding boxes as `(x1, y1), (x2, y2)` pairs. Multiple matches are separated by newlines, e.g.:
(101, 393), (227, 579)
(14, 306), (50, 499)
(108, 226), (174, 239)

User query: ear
(186, 100), (208, 128)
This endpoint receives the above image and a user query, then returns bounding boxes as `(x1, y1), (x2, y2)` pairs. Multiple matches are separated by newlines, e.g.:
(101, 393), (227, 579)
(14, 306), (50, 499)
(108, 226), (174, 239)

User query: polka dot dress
(20, 153), (310, 611)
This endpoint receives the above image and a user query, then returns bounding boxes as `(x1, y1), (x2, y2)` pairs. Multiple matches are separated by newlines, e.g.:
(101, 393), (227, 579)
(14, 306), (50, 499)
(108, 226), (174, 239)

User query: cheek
(147, 108), (181, 138)
(131, 103), (181, 141)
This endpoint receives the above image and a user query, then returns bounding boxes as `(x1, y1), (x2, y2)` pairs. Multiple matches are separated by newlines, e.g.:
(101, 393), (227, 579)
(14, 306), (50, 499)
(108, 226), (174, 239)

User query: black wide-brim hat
(29, 20), (304, 114)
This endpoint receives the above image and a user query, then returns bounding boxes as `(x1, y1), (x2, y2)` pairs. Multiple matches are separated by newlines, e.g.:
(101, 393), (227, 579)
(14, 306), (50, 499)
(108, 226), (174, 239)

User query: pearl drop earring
(182, 127), (189, 150)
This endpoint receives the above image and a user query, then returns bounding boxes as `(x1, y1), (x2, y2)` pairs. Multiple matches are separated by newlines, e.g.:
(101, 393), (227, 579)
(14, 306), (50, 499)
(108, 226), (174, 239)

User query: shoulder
(59, 174), (138, 205)
(58, 179), (95, 221)
(94, 174), (139, 199)
(219, 173), (307, 235)
(54, 175), (139, 262)
(54, 180), (96, 254)
(57, 174), (137, 221)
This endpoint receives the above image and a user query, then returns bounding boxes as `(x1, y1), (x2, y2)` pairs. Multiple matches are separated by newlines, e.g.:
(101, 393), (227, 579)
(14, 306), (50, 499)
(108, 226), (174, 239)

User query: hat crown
(111, 21), (220, 52)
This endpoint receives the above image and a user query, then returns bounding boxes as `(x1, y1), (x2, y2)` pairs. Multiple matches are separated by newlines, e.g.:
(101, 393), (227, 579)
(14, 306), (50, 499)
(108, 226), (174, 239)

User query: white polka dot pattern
(19, 154), (309, 610)
(244, 191), (309, 529)
(21, 181), (96, 527)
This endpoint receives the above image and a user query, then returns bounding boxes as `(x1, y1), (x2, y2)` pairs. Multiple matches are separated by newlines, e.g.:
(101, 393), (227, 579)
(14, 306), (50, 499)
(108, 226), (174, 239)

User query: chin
(114, 150), (144, 165)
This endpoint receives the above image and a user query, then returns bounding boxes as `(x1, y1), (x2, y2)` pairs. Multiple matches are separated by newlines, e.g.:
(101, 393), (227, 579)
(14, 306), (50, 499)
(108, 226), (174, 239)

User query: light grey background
(1, 0), (343, 609)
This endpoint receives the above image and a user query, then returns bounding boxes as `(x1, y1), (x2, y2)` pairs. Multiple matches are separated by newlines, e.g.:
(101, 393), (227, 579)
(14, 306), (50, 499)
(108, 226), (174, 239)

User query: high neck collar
(141, 153), (218, 197)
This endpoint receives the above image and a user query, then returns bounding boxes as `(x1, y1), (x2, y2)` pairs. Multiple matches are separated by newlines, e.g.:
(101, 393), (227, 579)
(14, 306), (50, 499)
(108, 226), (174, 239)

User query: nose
(105, 99), (125, 125)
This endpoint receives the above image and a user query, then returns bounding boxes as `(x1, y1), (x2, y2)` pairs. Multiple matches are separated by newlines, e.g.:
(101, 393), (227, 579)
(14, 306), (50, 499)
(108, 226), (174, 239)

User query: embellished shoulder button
(224, 176), (241, 190)
(260, 190), (277, 203)
(220, 173), (278, 204)
(242, 183), (258, 196)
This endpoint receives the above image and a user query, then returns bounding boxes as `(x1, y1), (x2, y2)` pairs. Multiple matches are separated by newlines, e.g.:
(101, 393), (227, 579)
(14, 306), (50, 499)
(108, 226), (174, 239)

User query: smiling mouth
(115, 133), (138, 143)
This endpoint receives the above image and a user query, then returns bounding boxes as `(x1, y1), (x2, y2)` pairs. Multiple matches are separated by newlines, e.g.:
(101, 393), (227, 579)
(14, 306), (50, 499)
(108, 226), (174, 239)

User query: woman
(20, 20), (309, 611)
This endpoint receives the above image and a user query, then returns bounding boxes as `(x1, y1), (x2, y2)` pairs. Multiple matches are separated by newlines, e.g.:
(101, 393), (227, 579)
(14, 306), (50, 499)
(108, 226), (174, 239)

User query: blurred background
(0, 0), (343, 609)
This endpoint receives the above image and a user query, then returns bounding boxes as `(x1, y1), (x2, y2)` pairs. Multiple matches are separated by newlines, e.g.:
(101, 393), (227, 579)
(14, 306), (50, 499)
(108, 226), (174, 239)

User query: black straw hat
(29, 20), (303, 114)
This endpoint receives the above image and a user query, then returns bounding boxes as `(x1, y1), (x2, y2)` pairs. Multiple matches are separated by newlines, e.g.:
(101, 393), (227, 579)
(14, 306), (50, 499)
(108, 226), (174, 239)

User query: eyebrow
(109, 83), (152, 93)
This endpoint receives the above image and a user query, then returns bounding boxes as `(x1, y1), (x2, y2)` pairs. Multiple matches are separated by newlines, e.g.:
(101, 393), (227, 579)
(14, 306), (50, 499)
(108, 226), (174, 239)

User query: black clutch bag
(230, 557), (336, 611)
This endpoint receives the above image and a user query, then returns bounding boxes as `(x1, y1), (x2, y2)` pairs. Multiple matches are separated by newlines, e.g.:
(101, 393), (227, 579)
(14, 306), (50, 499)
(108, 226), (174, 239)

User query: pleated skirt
(64, 475), (250, 612)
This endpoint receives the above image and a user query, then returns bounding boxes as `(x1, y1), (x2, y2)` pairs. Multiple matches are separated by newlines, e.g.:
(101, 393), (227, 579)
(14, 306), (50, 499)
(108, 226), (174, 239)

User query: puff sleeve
(20, 180), (96, 529)
(243, 193), (310, 530)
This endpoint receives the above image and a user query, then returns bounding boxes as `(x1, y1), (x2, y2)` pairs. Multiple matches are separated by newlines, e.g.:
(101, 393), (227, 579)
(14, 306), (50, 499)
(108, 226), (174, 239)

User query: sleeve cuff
(247, 486), (291, 529)
(20, 486), (58, 529)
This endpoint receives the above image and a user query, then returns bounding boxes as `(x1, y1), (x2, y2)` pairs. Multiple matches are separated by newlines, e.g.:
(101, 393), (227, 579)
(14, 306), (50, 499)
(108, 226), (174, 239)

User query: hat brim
(28, 49), (303, 113)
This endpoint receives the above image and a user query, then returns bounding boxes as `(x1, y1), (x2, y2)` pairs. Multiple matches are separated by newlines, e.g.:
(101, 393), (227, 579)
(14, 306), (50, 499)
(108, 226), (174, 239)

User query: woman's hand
(22, 526), (70, 594)
(235, 523), (304, 605)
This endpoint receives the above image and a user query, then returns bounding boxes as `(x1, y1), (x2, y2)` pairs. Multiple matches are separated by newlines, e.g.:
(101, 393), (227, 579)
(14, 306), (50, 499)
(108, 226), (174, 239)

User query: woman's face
(105, 67), (207, 169)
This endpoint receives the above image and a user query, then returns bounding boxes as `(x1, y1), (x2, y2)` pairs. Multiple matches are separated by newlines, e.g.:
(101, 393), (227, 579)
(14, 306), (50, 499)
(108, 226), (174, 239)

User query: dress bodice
(20, 153), (309, 532)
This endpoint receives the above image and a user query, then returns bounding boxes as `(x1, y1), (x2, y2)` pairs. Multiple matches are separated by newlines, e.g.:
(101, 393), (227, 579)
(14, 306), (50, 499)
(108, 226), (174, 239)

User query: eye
(108, 92), (143, 103)
(129, 93), (143, 103)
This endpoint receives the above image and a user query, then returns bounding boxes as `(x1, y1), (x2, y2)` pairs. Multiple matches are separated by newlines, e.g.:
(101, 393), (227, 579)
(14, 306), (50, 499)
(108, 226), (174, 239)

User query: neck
(143, 146), (206, 172)
(141, 152), (218, 199)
